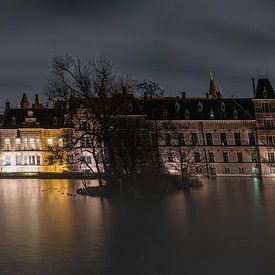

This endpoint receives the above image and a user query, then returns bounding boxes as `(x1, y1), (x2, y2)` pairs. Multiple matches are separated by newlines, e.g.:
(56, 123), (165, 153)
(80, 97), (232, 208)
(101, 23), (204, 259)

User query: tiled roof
(142, 97), (255, 120)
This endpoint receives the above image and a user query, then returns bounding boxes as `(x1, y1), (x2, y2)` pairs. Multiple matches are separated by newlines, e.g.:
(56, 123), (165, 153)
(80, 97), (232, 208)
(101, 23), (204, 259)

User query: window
(4, 138), (10, 150)
(47, 138), (53, 147)
(223, 152), (229, 163)
(238, 167), (244, 174)
(16, 155), (21, 165)
(29, 138), (35, 150)
(53, 116), (58, 125)
(167, 151), (173, 162)
(29, 155), (35, 165)
(16, 138), (21, 150)
(268, 152), (275, 163)
(5, 155), (11, 165)
(36, 139), (41, 150)
(37, 156), (41, 165)
(11, 116), (16, 125)
(264, 119), (274, 130)
(262, 102), (272, 112)
(164, 133), (171, 145)
(23, 138), (28, 150)
(86, 156), (92, 164)
(191, 133), (198, 145)
(234, 133), (241, 146)
(206, 133), (213, 146)
(58, 138), (63, 147)
(224, 167), (230, 174)
(178, 133), (185, 145)
(80, 137), (85, 147)
(220, 133), (227, 145)
(208, 152), (215, 163)
(194, 152), (201, 162)
(270, 167), (275, 174)
(248, 133), (256, 146)
(266, 135), (275, 145)
(237, 152), (243, 163)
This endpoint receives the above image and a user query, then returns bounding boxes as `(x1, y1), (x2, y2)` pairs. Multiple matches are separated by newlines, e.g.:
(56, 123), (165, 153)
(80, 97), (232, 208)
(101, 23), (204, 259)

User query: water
(0, 177), (275, 274)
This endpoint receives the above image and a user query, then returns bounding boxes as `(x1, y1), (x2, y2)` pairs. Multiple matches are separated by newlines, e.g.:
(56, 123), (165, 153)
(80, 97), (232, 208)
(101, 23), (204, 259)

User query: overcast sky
(1, 0), (275, 107)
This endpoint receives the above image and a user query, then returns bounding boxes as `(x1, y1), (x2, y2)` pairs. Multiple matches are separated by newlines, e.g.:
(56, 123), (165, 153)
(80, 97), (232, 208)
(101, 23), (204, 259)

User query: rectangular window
(224, 167), (230, 174)
(15, 138), (21, 150)
(248, 133), (256, 146)
(262, 102), (272, 112)
(191, 133), (198, 145)
(37, 156), (41, 165)
(36, 139), (41, 150)
(58, 138), (63, 147)
(5, 155), (11, 165)
(4, 138), (10, 150)
(16, 155), (21, 165)
(47, 138), (53, 147)
(206, 133), (213, 146)
(234, 133), (241, 146)
(23, 138), (28, 150)
(220, 133), (227, 145)
(86, 156), (92, 164)
(264, 120), (274, 130)
(165, 133), (171, 145)
(29, 155), (35, 165)
(266, 135), (275, 145)
(238, 167), (245, 174)
(237, 152), (243, 163)
(270, 167), (275, 174)
(194, 152), (201, 162)
(29, 138), (35, 150)
(268, 152), (275, 163)
(223, 152), (229, 163)
(208, 152), (215, 163)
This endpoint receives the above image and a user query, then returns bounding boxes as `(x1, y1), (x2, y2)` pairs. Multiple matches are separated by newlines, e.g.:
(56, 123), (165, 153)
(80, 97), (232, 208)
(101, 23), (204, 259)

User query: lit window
(5, 155), (11, 165)
(47, 138), (53, 146)
(4, 138), (10, 150)
(29, 138), (35, 150)
(58, 138), (63, 147)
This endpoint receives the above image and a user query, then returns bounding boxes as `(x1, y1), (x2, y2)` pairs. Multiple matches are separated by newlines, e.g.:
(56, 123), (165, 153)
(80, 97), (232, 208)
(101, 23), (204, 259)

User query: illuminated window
(29, 138), (35, 150)
(4, 138), (10, 150)
(29, 155), (35, 165)
(15, 138), (21, 150)
(16, 155), (21, 165)
(5, 155), (11, 165)
(23, 138), (28, 150)
(36, 139), (41, 150)
(47, 138), (53, 146)
(37, 156), (41, 165)
(58, 138), (63, 147)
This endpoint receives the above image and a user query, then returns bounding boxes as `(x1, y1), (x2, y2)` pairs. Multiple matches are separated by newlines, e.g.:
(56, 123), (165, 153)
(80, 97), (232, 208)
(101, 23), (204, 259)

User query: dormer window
(221, 101), (225, 112)
(11, 116), (16, 126)
(175, 102), (180, 112)
(198, 101), (203, 112)
(53, 116), (57, 125)
(233, 108), (238, 119)
(209, 109), (214, 119)
(163, 110), (168, 119)
(185, 109), (190, 119)
(27, 110), (33, 118)
(263, 88), (268, 99)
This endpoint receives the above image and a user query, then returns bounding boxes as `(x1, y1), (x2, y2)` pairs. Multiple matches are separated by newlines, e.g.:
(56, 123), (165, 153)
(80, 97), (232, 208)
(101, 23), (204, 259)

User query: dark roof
(2, 108), (66, 128)
(142, 97), (255, 120)
(255, 78), (275, 99)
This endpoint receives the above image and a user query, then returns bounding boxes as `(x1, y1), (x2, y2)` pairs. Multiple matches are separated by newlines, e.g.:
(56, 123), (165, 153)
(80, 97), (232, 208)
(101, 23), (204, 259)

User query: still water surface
(1, 177), (275, 274)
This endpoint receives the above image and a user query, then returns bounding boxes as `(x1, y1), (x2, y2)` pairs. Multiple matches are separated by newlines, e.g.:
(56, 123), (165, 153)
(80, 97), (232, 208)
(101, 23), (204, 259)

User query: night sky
(1, 0), (275, 107)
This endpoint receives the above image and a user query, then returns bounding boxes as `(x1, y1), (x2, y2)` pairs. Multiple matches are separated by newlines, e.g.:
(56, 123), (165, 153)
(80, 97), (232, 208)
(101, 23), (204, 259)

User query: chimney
(252, 78), (256, 97)
(5, 99), (10, 111)
(181, 91), (186, 100)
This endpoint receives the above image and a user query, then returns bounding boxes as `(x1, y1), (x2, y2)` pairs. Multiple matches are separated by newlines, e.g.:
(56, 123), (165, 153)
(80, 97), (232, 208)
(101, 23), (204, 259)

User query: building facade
(1, 76), (275, 177)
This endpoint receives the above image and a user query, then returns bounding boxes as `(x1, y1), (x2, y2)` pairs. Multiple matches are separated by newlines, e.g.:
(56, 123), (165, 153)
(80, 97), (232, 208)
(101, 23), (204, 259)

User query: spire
(20, 92), (30, 109)
(34, 94), (40, 109)
(208, 69), (217, 99)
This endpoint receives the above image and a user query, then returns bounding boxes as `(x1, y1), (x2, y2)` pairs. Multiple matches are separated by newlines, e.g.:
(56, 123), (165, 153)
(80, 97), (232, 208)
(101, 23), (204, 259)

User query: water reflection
(1, 178), (275, 274)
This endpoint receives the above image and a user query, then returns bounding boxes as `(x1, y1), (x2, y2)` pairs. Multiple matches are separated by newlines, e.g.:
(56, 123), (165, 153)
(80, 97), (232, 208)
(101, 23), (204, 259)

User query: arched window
(221, 101), (225, 112)
(185, 109), (190, 119)
(233, 108), (238, 119)
(198, 101), (203, 112)
(175, 101), (180, 112)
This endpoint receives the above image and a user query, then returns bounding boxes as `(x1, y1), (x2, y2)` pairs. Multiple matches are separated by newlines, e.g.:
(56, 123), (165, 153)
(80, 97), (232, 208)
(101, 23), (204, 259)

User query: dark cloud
(1, 0), (275, 107)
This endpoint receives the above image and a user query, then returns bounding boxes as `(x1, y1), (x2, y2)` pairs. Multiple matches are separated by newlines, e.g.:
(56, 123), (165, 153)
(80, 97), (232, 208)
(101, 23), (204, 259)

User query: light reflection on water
(1, 178), (275, 274)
